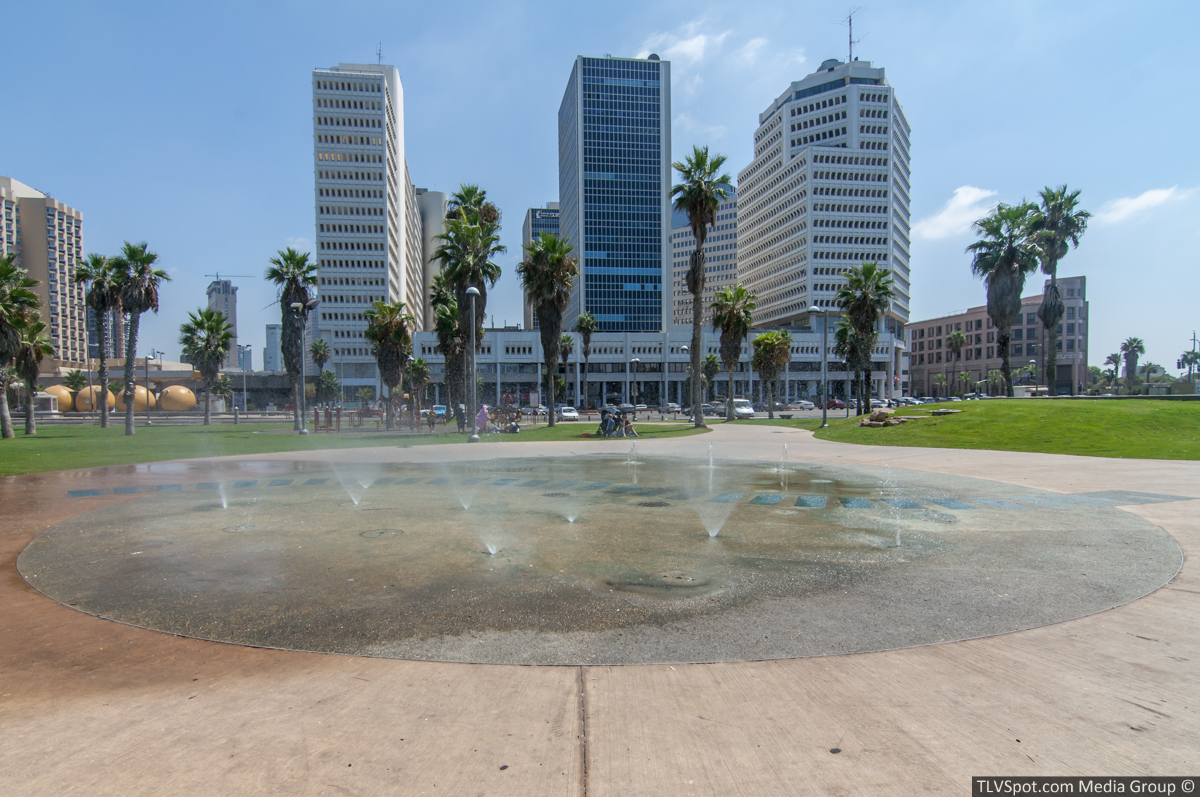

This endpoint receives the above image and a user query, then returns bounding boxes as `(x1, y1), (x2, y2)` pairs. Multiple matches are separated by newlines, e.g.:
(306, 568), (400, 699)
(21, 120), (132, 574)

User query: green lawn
(0, 421), (706, 476)
(739, 399), (1200, 460)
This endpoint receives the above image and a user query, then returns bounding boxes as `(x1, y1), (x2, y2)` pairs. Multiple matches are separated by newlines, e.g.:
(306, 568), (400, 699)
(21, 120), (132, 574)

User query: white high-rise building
(736, 58), (911, 334)
(206, 279), (238, 369)
(670, 190), (738, 326)
(311, 63), (425, 391)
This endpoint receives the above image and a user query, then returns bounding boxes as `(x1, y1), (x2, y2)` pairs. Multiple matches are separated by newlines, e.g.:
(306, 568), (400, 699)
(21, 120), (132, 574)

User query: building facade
(0, 176), (88, 367)
(310, 62), (428, 392)
(906, 276), (1089, 396)
(521, 202), (561, 330)
(736, 58), (911, 333)
(85, 307), (124, 360)
(558, 54), (671, 332)
(205, 279), (238, 368)
(264, 324), (282, 372)
(415, 187), (448, 329)
(670, 192), (739, 326)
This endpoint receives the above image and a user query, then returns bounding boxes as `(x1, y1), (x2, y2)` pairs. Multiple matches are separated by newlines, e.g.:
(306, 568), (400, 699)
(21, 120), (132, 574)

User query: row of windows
(319, 188), (383, 199)
(793, 126), (847, 147)
(791, 109), (846, 132)
(790, 93), (845, 117)
(315, 80), (380, 93)
(316, 98), (380, 110)
(318, 148), (383, 161)
(321, 259), (385, 270)
(320, 206), (383, 217)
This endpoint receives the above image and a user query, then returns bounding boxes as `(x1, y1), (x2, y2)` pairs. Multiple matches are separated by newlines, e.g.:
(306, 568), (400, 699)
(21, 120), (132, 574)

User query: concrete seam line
(577, 664), (589, 797)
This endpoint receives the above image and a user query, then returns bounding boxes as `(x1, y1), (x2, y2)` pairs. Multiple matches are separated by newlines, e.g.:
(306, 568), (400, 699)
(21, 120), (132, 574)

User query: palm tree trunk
(293, 374), (302, 430)
(998, 330), (1014, 398)
(726, 363), (736, 422)
(582, 354), (590, 410)
(0, 371), (13, 439)
(123, 312), (140, 435)
(97, 314), (109, 428)
(25, 378), (36, 436)
(204, 386), (211, 425)
(766, 378), (774, 420)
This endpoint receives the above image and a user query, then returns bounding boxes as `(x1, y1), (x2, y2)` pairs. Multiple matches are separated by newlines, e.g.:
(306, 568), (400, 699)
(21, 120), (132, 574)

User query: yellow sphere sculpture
(157, 385), (197, 411)
(114, 385), (157, 412)
(44, 384), (73, 411)
(75, 385), (117, 412)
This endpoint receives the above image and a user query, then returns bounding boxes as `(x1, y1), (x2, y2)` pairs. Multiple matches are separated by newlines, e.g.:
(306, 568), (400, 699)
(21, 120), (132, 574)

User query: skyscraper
(558, 54), (671, 332)
(311, 62), (425, 392)
(670, 190), (738, 326)
(0, 176), (88, 367)
(736, 58), (911, 335)
(264, 324), (282, 372)
(206, 279), (238, 368)
(521, 202), (560, 330)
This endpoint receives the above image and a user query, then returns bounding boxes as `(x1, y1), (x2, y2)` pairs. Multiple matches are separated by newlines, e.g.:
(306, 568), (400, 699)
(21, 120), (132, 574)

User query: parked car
(521, 405), (548, 416)
(432, 404), (447, 418)
(870, 398), (887, 409)
(683, 403), (719, 416)
(788, 400), (816, 411)
(634, 404), (647, 411)
(662, 402), (681, 412)
(617, 403), (636, 415)
(732, 399), (755, 419)
(822, 398), (845, 410)
(558, 406), (579, 421)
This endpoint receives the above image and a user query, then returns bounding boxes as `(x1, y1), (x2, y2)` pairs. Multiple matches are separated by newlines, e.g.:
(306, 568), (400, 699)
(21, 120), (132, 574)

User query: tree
(213, 374), (234, 407)
(433, 298), (464, 415)
(434, 185), (505, 430)
(835, 262), (895, 414)
(986, 369), (1004, 395)
(110, 242), (171, 436)
(710, 283), (756, 420)
(74, 253), (122, 428)
(310, 338), (330, 373)
(1120, 337), (1145, 395)
(315, 370), (339, 406)
(1030, 186), (1090, 393)
(365, 300), (414, 430)
(179, 307), (234, 425)
(932, 373), (948, 397)
(702, 354), (721, 402)
(409, 358), (430, 420)
(959, 370), (972, 396)
(574, 312), (599, 409)
(945, 330), (967, 394)
(1180, 351), (1199, 381)
(559, 333), (575, 402)
(1103, 352), (1122, 391)
(14, 315), (54, 435)
(672, 145), (732, 429)
(265, 247), (317, 430)
(967, 203), (1039, 397)
(751, 330), (792, 419)
(0, 255), (42, 438)
(517, 233), (578, 427)
(63, 369), (88, 393)
(356, 386), (375, 405)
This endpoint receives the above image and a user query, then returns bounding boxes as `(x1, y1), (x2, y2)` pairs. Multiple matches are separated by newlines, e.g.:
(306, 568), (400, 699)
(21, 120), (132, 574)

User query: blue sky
(4, 0), (1198, 372)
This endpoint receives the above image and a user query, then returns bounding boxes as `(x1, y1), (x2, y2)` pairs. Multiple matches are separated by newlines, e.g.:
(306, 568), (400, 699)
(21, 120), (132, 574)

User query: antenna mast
(846, 9), (862, 62)
(377, 43), (382, 64)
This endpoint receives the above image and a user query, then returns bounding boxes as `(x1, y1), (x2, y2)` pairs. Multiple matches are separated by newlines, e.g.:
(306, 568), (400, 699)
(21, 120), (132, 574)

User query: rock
(869, 409), (892, 422)
(930, 408), (962, 416)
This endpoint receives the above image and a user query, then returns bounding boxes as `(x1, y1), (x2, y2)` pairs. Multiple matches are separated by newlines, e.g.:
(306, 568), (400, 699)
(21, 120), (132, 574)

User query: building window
(1066, 340), (1075, 351)
(1013, 328), (1023, 340)
(1066, 307), (1075, 319)
(1012, 344), (1023, 355)
(1066, 323), (1075, 334)
(987, 346), (994, 358)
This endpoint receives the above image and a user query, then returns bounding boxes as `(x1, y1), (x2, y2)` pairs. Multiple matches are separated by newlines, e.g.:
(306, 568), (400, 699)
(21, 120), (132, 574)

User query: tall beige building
(0, 176), (87, 367)
(206, 279), (238, 369)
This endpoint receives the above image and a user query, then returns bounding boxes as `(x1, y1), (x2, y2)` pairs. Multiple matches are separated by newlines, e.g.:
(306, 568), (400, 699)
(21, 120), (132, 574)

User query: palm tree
(967, 203), (1039, 397)
(986, 369), (1004, 396)
(433, 298), (464, 414)
(1030, 186), (1090, 393)
(213, 374), (234, 409)
(410, 357), (430, 420)
(1, 255), (42, 438)
(434, 185), (505, 428)
(751, 331), (792, 419)
(945, 330), (967, 394)
(1120, 337), (1145, 395)
(310, 338), (331, 374)
(265, 247), (318, 430)
(835, 262), (896, 414)
(959, 370), (972, 396)
(932, 373), (948, 397)
(517, 233), (578, 428)
(14, 315), (55, 435)
(179, 307), (234, 426)
(702, 353), (721, 403)
(574, 312), (599, 410)
(314, 370), (339, 406)
(1180, 351), (1199, 381)
(710, 283), (756, 420)
(110, 242), (170, 436)
(1103, 353), (1122, 391)
(63, 369), (88, 394)
(365, 300), (414, 430)
(74, 253), (122, 428)
(672, 145), (732, 429)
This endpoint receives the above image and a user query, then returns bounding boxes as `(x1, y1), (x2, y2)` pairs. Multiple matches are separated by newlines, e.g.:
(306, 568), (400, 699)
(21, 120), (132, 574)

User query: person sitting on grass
(618, 414), (638, 438)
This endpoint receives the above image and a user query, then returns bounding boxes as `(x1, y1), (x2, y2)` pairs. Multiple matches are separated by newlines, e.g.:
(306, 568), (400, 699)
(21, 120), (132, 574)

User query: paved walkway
(1, 425), (1196, 795)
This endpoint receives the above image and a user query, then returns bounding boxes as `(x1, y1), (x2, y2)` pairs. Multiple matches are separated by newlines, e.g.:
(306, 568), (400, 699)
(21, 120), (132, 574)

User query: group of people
(596, 408), (638, 438)
(475, 405), (522, 435)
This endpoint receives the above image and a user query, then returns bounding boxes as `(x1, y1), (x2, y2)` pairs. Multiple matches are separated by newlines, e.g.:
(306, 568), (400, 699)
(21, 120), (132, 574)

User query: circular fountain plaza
(18, 444), (1182, 665)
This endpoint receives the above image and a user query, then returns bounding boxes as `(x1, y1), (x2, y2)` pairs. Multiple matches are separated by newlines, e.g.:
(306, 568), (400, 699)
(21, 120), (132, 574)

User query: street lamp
(291, 299), (320, 434)
(806, 305), (830, 428)
(465, 286), (480, 442)
(679, 345), (689, 411)
(630, 357), (640, 418)
(144, 348), (160, 426)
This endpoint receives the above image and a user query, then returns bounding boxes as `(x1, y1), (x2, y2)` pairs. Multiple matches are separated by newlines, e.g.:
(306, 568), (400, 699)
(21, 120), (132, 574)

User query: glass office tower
(558, 55), (671, 332)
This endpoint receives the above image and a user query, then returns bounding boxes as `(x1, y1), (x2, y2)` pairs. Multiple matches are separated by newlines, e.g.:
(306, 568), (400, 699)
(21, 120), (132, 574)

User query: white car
(558, 406), (579, 421)
(732, 399), (755, 419)
(789, 400), (816, 411)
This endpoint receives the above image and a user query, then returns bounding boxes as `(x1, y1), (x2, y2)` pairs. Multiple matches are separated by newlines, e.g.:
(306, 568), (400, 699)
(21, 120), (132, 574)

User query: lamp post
(806, 305), (830, 428)
(144, 349), (156, 426)
(630, 357), (640, 419)
(679, 345), (689, 411)
(243, 344), (252, 417)
(291, 299), (320, 434)
(466, 286), (480, 442)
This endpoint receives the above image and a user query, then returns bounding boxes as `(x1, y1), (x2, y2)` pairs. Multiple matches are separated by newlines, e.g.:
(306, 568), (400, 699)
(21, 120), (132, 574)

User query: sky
(4, 0), (1198, 373)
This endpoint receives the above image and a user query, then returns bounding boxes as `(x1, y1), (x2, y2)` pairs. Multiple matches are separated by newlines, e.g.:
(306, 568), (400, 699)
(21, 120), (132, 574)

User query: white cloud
(1095, 186), (1192, 224)
(736, 37), (768, 65)
(636, 22), (730, 67)
(286, 236), (312, 251)
(674, 112), (727, 140)
(913, 186), (998, 241)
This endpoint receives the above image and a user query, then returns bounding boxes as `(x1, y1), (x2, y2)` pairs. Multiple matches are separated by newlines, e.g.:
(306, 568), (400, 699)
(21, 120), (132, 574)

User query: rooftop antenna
(204, 273), (255, 282)
(377, 43), (383, 64)
(846, 8), (862, 62)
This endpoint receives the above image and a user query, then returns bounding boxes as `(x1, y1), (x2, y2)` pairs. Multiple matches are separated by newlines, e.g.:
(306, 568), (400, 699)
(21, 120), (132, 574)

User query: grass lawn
(737, 399), (1200, 460)
(0, 421), (707, 476)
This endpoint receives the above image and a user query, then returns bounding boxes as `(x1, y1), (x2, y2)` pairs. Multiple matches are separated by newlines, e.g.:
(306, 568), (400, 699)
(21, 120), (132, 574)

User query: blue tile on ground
(796, 496), (827, 508)
(303, 478), (329, 485)
(880, 498), (923, 509)
(462, 478), (490, 486)
(397, 477), (423, 485)
(838, 497), (873, 509)
(550, 481), (580, 488)
(1010, 496), (1074, 508)
(666, 490), (705, 501)
(155, 484), (183, 492)
(427, 477), (453, 485)
(710, 493), (747, 503)
(196, 482), (220, 490)
(608, 485), (643, 493)
(972, 498), (1027, 510)
(232, 480), (258, 489)
(1050, 494), (1120, 506)
(1081, 490), (1195, 505)
(371, 477), (396, 486)
(927, 498), (976, 510)
(750, 494), (784, 505)
(580, 483), (611, 490)
(68, 489), (102, 498)
(113, 486), (142, 495)
(491, 479), (519, 486)
(269, 479), (294, 487)
(519, 480), (550, 488)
